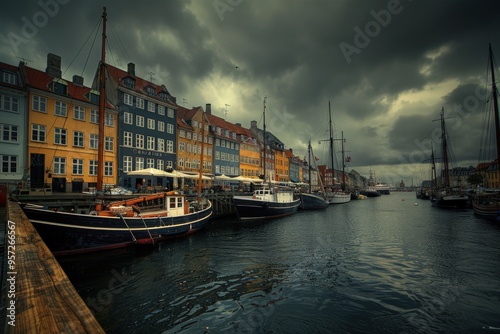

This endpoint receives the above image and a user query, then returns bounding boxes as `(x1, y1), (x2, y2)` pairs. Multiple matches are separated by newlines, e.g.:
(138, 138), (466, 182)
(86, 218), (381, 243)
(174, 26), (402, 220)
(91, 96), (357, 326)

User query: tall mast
(308, 140), (312, 193)
(341, 131), (346, 190)
(329, 101), (334, 187)
(263, 97), (267, 182)
(97, 7), (107, 191)
(440, 107), (450, 187)
(197, 108), (205, 202)
(489, 43), (500, 167)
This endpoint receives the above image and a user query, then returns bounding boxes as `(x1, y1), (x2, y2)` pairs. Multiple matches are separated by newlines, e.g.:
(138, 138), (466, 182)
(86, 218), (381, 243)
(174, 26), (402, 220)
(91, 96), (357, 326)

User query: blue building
(101, 62), (178, 189)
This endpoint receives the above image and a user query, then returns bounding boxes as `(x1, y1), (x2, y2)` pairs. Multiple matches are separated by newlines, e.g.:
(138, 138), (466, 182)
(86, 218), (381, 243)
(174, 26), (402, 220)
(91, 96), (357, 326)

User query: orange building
(176, 105), (213, 188)
(234, 123), (260, 179)
(23, 54), (118, 192)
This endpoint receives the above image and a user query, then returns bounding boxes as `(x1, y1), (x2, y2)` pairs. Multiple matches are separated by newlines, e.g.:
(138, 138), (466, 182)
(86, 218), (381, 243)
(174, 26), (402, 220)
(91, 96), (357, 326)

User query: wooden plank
(3, 200), (104, 334)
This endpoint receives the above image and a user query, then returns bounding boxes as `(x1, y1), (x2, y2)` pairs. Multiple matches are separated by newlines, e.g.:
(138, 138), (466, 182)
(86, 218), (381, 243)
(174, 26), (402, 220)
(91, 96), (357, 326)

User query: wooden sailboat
(472, 44), (500, 220)
(430, 107), (469, 209)
(325, 101), (351, 204)
(299, 140), (329, 210)
(233, 97), (301, 220)
(19, 8), (212, 255)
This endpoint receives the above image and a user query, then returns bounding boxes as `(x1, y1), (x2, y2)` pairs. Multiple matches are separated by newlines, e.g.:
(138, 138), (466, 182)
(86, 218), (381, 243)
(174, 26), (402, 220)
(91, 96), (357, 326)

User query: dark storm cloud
(1, 0), (499, 183)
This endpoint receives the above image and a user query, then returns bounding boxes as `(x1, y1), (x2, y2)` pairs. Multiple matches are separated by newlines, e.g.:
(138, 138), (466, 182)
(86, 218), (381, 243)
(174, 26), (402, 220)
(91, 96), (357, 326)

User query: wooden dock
(2, 200), (104, 333)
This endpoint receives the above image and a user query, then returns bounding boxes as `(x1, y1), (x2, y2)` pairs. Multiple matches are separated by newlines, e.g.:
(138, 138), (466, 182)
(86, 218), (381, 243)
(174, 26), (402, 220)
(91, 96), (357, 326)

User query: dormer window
(2, 72), (16, 85)
(51, 78), (68, 95)
(146, 86), (155, 96)
(158, 92), (167, 101)
(89, 89), (100, 104)
(123, 77), (135, 89)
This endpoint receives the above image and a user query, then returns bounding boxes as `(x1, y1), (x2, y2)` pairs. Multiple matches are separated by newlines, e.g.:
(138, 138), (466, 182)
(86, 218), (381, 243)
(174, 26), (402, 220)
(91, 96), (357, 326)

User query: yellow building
(23, 54), (118, 192)
(234, 123), (260, 178)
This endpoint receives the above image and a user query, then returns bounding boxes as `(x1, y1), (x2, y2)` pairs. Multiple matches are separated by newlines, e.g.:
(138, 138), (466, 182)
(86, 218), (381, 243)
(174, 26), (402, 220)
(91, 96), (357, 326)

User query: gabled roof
(176, 105), (195, 131)
(0, 61), (23, 90)
(104, 63), (176, 105)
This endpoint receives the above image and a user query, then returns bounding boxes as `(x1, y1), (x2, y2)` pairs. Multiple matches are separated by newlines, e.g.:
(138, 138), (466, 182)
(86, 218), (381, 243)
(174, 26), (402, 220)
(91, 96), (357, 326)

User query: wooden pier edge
(3, 200), (104, 333)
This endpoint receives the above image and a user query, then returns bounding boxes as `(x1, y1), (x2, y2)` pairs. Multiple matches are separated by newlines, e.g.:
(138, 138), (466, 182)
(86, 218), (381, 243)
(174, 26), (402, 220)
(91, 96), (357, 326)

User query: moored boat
(299, 192), (328, 210)
(375, 182), (390, 195)
(472, 44), (500, 220)
(20, 191), (212, 255)
(233, 186), (301, 221)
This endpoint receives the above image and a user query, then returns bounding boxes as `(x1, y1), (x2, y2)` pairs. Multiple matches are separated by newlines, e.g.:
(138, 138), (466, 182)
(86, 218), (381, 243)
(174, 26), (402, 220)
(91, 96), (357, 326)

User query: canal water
(58, 192), (500, 333)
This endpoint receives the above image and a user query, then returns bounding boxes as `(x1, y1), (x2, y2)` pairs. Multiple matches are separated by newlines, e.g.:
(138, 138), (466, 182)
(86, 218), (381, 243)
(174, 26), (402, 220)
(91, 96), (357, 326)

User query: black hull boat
(299, 192), (328, 210)
(430, 192), (469, 209)
(233, 187), (300, 221)
(20, 192), (212, 256)
(472, 192), (500, 220)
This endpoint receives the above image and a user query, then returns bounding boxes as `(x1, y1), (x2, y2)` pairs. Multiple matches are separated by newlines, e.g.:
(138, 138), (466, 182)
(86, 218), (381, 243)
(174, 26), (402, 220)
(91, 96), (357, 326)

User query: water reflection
(59, 193), (500, 333)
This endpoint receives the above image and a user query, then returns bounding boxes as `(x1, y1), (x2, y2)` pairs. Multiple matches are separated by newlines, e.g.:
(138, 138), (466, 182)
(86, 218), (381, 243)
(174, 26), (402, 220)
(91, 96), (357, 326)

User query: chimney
(46, 53), (62, 78)
(251, 120), (257, 129)
(127, 62), (135, 76)
(205, 103), (211, 114)
(72, 75), (84, 86)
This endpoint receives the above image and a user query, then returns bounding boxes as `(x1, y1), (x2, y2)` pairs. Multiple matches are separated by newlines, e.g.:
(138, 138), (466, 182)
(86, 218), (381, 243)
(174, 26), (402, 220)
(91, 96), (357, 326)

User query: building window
(179, 142), (185, 151)
(124, 112), (133, 124)
(2, 72), (16, 85)
(73, 131), (84, 147)
(136, 134), (144, 149)
(158, 121), (164, 132)
(0, 95), (19, 113)
(167, 123), (174, 134)
(146, 86), (155, 96)
(104, 161), (113, 176)
(179, 129), (186, 138)
(186, 132), (192, 140)
(167, 108), (174, 118)
(123, 156), (132, 172)
(158, 105), (165, 115)
(1, 155), (17, 173)
(148, 101), (155, 112)
(90, 109), (98, 123)
(54, 101), (67, 116)
(90, 133), (98, 149)
(147, 158), (154, 168)
(147, 136), (155, 150)
(135, 157), (144, 170)
(147, 118), (155, 130)
(166, 140), (174, 153)
(53, 157), (66, 174)
(157, 138), (165, 152)
(105, 113), (114, 126)
(124, 93), (133, 106)
(157, 159), (164, 171)
(136, 115), (144, 127)
(89, 160), (97, 176)
(123, 131), (132, 147)
(124, 78), (135, 89)
(72, 158), (83, 175)
(31, 124), (46, 142)
(136, 97), (144, 109)
(74, 105), (85, 121)
(105, 136), (113, 151)
(178, 157), (184, 168)
(1, 124), (18, 142)
(54, 128), (67, 145)
(32, 95), (46, 112)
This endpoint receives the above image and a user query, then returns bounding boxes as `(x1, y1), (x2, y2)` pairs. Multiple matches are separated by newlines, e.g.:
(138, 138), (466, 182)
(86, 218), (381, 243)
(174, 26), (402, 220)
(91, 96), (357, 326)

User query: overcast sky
(1, 0), (499, 185)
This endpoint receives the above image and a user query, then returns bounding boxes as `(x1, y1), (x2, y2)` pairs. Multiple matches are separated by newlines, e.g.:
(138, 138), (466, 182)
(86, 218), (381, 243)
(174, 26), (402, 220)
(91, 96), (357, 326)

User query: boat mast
(308, 140), (312, 193)
(97, 7), (107, 191)
(329, 101), (334, 188)
(431, 143), (437, 189)
(263, 97), (267, 183)
(197, 108), (205, 202)
(488, 43), (500, 167)
(440, 107), (450, 187)
(341, 131), (346, 190)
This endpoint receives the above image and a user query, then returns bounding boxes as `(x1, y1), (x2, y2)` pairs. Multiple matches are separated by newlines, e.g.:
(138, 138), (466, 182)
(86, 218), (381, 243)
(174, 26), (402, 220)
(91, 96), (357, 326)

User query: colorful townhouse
(206, 105), (240, 177)
(22, 54), (118, 193)
(234, 122), (260, 179)
(285, 148), (300, 183)
(176, 105), (213, 189)
(249, 120), (275, 181)
(0, 61), (27, 190)
(102, 62), (177, 189)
